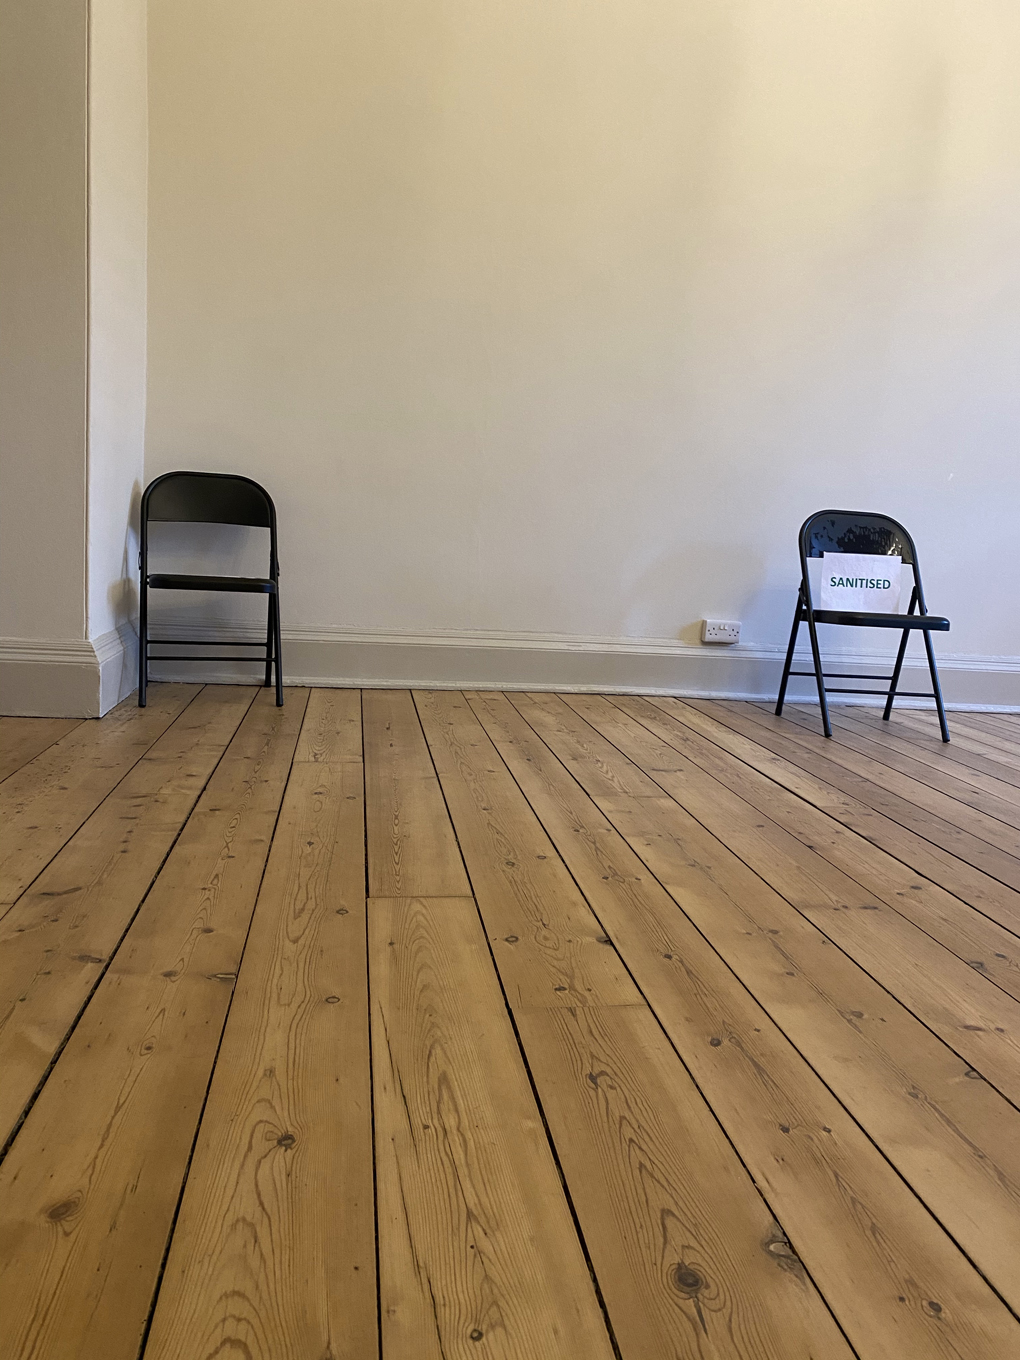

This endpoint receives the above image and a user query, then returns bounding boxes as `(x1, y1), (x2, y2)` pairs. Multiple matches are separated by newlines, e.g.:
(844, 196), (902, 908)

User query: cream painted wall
(142, 0), (1018, 691)
(0, 0), (147, 715)
(0, 0), (88, 641)
(87, 0), (148, 643)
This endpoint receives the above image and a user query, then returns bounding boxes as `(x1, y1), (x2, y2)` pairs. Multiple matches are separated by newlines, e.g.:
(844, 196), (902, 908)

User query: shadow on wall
(107, 478), (142, 638)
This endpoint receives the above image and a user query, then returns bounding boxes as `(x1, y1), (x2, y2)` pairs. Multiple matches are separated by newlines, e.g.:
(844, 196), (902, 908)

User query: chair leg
(884, 585), (917, 722)
(138, 584), (148, 707)
(775, 586), (804, 716)
(922, 628), (950, 743)
(883, 627), (911, 721)
(273, 593), (284, 706)
(264, 595), (274, 688)
(805, 612), (832, 737)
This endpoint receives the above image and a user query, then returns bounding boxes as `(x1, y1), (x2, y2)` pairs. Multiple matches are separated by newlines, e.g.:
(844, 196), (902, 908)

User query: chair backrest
(140, 471), (279, 576)
(143, 471), (274, 527)
(798, 509), (927, 611)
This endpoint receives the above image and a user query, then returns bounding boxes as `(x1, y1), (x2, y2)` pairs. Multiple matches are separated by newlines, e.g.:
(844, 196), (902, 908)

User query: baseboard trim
(0, 623), (138, 717)
(139, 622), (1020, 712)
(6, 618), (1018, 714)
(95, 623), (139, 714)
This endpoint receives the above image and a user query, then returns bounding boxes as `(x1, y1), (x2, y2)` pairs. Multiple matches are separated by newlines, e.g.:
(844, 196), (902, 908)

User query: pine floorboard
(1, 686), (1019, 1359)
(0, 718), (84, 785)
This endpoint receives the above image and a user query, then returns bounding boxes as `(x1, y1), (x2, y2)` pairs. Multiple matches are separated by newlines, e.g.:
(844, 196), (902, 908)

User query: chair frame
(138, 470), (283, 707)
(775, 509), (950, 742)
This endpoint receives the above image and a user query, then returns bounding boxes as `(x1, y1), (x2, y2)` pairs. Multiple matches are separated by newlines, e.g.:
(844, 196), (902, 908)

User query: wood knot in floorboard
(669, 1264), (705, 1296)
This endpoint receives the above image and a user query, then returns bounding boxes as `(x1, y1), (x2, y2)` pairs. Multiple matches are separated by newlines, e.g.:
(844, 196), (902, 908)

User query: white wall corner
(86, 0), (148, 647)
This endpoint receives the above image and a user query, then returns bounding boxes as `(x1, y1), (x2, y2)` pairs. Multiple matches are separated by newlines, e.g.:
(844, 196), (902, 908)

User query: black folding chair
(138, 471), (283, 707)
(775, 509), (949, 741)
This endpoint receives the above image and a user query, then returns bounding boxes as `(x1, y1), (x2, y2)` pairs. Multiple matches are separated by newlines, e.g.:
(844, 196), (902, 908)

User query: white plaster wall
(0, 0), (88, 642)
(144, 0), (1020, 674)
(0, 0), (148, 715)
(87, 0), (148, 644)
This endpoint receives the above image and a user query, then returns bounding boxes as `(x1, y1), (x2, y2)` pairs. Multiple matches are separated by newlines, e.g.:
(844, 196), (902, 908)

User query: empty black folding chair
(138, 471), (283, 707)
(775, 509), (949, 741)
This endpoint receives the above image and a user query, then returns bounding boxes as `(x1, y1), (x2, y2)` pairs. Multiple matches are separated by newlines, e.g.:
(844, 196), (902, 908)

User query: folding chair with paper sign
(774, 509), (950, 742)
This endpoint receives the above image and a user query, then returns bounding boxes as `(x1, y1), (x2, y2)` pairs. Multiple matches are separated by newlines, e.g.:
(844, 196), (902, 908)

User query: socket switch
(702, 618), (741, 644)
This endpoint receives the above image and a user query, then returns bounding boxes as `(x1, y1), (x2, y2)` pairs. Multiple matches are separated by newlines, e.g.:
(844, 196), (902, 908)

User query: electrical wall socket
(702, 618), (741, 644)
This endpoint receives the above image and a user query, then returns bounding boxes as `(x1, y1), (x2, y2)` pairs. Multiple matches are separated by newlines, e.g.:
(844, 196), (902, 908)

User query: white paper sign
(819, 553), (901, 613)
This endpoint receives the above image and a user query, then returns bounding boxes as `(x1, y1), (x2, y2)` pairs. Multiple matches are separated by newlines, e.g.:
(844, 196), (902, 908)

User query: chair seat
(812, 609), (949, 631)
(147, 573), (277, 593)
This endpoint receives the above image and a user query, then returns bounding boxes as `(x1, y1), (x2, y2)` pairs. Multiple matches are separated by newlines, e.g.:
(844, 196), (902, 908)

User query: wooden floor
(2, 690), (1020, 1359)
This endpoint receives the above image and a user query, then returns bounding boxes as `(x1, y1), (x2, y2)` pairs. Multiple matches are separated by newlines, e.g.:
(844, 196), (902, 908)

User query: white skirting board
(2, 622), (1018, 716)
(115, 622), (1020, 709)
(0, 625), (138, 717)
